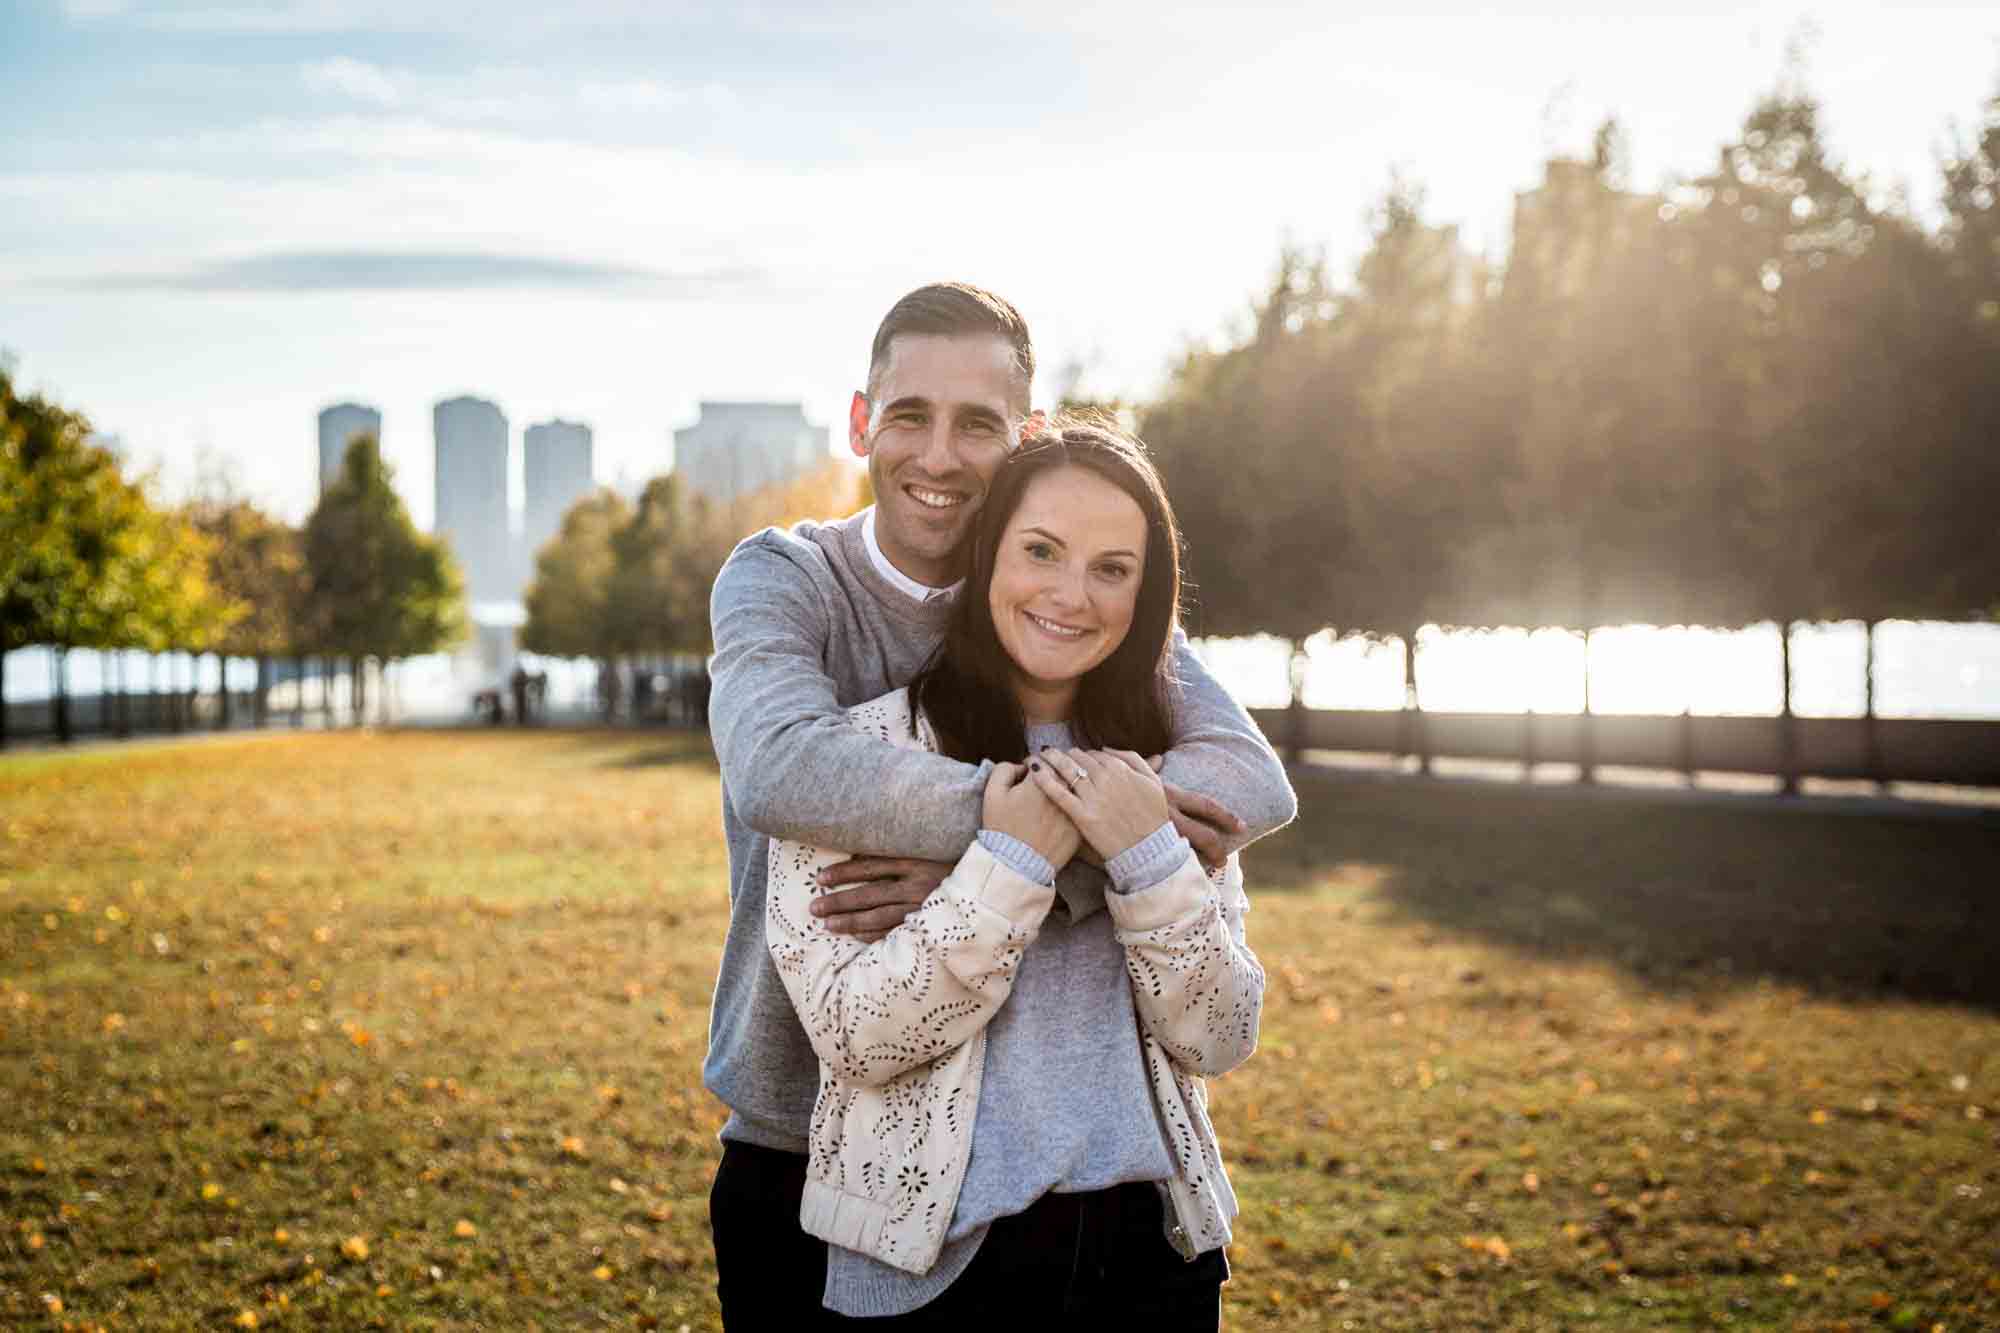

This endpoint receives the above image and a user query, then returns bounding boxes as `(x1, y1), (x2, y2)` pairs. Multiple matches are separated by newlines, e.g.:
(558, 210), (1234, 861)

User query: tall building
(673, 402), (829, 505)
(317, 402), (382, 496)
(523, 419), (595, 562)
(433, 396), (512, 604)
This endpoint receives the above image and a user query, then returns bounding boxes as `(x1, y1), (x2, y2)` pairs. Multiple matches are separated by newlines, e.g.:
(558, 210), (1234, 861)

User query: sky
(3, 1), (1997, 531)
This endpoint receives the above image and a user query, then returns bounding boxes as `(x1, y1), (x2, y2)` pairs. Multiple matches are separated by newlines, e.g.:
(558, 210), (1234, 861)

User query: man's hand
(810, 856), (954, 943)
(1138, 753), (1247, 872)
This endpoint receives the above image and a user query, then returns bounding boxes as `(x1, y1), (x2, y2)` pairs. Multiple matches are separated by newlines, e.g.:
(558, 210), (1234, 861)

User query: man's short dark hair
(866, 282), (1034, 409)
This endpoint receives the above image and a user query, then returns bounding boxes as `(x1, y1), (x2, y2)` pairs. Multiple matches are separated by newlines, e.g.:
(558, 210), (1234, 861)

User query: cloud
(67, 250), (765, 295)
(301, 56), (401, 107)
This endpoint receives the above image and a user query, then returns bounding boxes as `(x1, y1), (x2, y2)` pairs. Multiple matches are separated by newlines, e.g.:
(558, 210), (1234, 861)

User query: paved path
(1291, 747), (2000, 823)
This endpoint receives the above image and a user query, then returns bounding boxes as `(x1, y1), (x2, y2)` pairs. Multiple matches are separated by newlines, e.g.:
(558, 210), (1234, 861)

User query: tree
(1148, 247), (1355, 651)
(1324, 181), (1511, 768)
(609, 476), (715, 664)
(0, 368), (225, 744)
(522, 489), (630, 717)
(187, 498), (302, 727)
(302, 435), (465, 725)
(1932, 74), (2000, 622)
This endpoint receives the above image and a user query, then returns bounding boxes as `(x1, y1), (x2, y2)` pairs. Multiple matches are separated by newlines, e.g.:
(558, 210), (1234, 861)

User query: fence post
(1779, 621), (1799, 796)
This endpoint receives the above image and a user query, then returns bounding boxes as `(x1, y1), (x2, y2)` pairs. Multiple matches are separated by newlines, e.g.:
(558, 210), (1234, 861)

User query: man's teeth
(907, 486), (965, 509)
(1026, 612), (1086, 639)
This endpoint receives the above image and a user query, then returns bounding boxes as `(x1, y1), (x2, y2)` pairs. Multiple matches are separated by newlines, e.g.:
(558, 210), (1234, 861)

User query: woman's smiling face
(987, 463), (1149, 722)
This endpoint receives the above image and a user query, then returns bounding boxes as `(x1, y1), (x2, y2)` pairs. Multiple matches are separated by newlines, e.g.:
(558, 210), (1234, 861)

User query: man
(704, 282), (1295, 1326)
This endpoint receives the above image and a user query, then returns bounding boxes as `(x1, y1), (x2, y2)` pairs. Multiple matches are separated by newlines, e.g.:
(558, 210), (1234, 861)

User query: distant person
(510, 665), (531, 726)
(598, 661), (622, 722)
(703, 281), (1295, 1328)
(765, 420), (1262, 1323)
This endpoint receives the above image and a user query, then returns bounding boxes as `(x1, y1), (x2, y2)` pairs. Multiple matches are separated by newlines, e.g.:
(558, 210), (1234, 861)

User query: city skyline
(311, 392), (827, 608)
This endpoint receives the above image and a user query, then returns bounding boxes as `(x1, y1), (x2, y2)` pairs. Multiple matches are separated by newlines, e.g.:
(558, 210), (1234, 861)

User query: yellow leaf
(1809, 1108), (1830, 1126)
(1779, 1273), (1799, 1287)
(102, 1012), (126, 1034)
(341, 1235), (370, 1262)
(40, 1295), (62, 1314)
(376, 1284), (393, 1297)
(26, 1232), (43, 1251)
(592, 1264), (613, 1280)
(234, 1311), (260, 1329)
(561, 1135), (586, 1158)
(1521, 1171), (1540, 1194)
(454, 1219), (477, 1239)
(273, 1228), (290, 1246)
(201, 1182), (222, 1200)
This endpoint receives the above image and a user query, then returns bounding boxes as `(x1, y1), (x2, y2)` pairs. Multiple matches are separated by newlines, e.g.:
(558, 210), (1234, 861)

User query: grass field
(2, 728), (1996, 1331)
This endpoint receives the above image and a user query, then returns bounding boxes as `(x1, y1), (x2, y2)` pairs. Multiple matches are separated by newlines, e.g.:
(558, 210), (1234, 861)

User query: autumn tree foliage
(0, 367), (230, 745)
(523, 462), (865, 717)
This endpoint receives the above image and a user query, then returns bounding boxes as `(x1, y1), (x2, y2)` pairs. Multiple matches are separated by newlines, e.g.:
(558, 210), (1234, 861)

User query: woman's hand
(983, 761), (1082, 871)
(1030, 748), (1173, 864)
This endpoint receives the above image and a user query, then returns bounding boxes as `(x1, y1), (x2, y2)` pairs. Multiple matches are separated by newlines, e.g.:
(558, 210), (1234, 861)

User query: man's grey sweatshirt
(702, 508), (1297, 1152)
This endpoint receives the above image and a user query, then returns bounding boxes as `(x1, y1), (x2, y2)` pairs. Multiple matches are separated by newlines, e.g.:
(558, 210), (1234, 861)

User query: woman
(765, 418), (1262, 1325)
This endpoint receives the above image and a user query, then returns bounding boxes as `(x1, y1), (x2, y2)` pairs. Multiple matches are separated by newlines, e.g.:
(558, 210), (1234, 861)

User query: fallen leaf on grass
(234, 1311), (259, 1329)
(454, 1219), (477, 1239)
(592, 1264), (613, 1280)
(341, 1235), (370, 1262)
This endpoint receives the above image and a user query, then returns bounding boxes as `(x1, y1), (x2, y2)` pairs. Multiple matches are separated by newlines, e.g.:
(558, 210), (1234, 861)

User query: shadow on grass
(602, 742), (721, 772)
(1248, 771), (2000, 1013)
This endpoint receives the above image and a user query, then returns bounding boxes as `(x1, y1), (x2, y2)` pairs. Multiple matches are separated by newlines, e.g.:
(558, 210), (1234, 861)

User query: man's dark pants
(710, 1139), (832, 1327)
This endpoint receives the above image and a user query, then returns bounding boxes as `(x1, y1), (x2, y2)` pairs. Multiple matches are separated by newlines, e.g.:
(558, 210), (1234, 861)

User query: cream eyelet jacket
(764, 688), (1265, 1277)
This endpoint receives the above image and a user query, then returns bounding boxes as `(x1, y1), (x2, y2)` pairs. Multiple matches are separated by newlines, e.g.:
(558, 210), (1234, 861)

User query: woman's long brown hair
(908, 417), (1183, 763)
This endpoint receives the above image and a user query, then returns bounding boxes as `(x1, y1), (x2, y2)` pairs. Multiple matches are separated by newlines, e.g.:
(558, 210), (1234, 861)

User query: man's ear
(848, 391), (872, 457)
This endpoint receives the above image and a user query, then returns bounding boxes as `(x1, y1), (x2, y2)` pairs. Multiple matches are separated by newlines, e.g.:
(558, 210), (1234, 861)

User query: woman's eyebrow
(1019, 525), (1068, 549)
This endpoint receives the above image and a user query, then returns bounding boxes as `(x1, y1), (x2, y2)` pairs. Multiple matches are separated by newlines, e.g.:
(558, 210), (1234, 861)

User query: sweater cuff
(1106, 822), (1189, 895)
(977, 830), (1056, 887)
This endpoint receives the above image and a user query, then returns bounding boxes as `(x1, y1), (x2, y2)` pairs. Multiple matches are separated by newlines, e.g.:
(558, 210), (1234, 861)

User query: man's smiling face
(849, 332), (1023, 588)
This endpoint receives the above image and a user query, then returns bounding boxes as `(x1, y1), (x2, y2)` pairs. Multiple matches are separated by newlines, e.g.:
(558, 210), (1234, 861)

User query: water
(6, 621), (1998, 721)
(1192, 621), (2000, 718)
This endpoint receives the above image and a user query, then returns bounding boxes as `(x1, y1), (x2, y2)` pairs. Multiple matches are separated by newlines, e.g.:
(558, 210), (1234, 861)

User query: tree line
(1, 375), (463, 746)
(519, 462), (868, 717)
(1143, 78), (2000, 756)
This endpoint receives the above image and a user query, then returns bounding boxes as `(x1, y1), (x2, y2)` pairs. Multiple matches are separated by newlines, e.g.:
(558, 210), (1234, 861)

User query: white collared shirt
(861, 507), (962, 604)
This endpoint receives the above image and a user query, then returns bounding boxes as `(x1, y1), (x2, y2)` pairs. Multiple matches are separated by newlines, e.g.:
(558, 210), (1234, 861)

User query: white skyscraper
(523, 419), (595, 562)
(673, 402), (829, 505)
(433, 396), (512, 604)
(317, 402), (382, 496)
